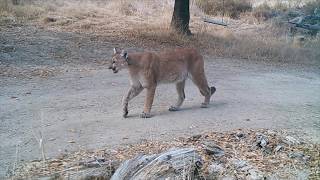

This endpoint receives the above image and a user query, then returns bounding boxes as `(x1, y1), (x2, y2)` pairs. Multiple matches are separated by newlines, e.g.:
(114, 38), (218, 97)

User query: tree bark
(171, 0), (191, 35)
(11, 0), (19, 5)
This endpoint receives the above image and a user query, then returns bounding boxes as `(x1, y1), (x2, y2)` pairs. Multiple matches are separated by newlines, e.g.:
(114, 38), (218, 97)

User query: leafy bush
(196, 0), (252, 19)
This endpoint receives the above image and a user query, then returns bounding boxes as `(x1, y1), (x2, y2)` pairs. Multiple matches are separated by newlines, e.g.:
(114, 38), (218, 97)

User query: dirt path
(0, 25), (319, 177)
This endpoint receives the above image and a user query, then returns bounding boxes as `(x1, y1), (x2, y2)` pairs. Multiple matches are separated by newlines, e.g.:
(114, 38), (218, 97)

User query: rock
(247, 169), (264, 180)
(79, 158), (108, 168)
(235, 132), (246, 140)
(262, 147), (273, 155)
(0, 45), (15, 53)
(208, 162), (225, 174)
(202, 142), (225, 157)
(256, 133), (268, 148)
(274, 144), (284, 152)
(221, 175), (236, 180)
(43, 17), (57, 23)
(188, 134), (201, 141)
(233, 159), (247, 169)
(288, 152), (304, 158)
(240, 165), (253, 172)
(283, 136), (300, 145)
(296, 169), (311, 179)
(288, 151), (310, 162)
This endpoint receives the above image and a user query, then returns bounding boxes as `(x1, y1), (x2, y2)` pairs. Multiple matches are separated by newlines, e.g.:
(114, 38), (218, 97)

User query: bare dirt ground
(0, 24), (320, 177)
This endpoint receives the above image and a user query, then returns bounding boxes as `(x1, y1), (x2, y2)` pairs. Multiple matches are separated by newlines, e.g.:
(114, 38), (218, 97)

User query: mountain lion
(109, 48), (216, 118)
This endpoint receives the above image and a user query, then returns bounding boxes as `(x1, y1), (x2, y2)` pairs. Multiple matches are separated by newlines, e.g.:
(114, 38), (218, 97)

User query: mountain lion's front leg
(140, 85), (156, 118)
(122, 84), (143, 118)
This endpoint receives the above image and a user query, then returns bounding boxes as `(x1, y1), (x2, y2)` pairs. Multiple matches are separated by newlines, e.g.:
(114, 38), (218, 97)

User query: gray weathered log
(289, 15), (320, 31)
(111, 148), (202, 180)
(203, 18), (228, 27)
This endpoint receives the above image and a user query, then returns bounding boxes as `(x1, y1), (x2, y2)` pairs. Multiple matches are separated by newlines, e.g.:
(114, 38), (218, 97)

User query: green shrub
(196, 0), (252, 19)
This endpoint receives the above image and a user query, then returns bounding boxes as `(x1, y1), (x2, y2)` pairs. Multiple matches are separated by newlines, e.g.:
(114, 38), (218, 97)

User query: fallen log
(289, 22), (320, 31)
(288, 15), (320, 31)
(203, 18), (228, 27)
(111, 148), (202, 180)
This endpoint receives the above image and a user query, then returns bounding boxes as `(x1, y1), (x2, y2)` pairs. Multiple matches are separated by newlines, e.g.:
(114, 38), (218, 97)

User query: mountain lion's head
(109, 48), (128, 73)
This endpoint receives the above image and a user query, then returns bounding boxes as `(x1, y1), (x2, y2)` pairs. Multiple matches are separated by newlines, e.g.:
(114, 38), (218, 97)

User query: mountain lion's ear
(121, 50), (128, 59)
(113, 47), (118, 54)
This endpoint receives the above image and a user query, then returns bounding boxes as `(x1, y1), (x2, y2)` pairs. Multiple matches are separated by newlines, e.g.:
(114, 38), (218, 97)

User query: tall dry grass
(196, 0), (252, 19)
(0, 0), (46, 22)
(1, 0), (319, 65)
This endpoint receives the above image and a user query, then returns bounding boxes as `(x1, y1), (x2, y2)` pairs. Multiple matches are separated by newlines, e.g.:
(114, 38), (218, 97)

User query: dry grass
(11, 129), (320, 179)
(1, 0), (319, 65)
(0, 0), (46, 22)
(196, 0), (252, 19)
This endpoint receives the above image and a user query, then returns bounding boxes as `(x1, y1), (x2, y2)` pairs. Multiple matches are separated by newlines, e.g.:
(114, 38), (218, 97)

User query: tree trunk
(171, 0), (191, 35)
(11, 0), (19, 5)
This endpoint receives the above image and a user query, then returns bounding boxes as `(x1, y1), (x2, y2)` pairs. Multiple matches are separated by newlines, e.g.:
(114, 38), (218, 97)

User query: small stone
(188, 134), (201, 141)
(233, 159), (247, 169)
(1, 45), (15, 53)
(221, 175), (236, 180)
(57, 153), (67, 160)
(203, 142), (225, 157)
(283, 136), (300, 145)
(208, 162), (225, 174)
(288, 151), (304, 159)
(256, 133), (268, 148)
(247, 169), (264, 180)
(274, 145), (283, 152)
(43, 17), (57, 23)
(240, 164), (253, 172)
(288, 151), (310, 163)
(235, 132), (246, 139)
(262, 147), (273, 155)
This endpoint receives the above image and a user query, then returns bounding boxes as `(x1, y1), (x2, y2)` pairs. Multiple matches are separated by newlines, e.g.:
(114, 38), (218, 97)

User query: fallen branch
(203, 18), (228, 27)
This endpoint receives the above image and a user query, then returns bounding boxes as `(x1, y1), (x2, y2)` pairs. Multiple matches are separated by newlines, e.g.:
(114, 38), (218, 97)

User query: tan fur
(110, 48), (216, 118)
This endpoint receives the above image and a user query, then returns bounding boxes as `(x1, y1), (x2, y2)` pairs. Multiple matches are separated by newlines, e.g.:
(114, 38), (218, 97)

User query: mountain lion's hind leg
(169, 80), (186, 111)
(122, 84), (143, 118)
(191, 72), (212, 108)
